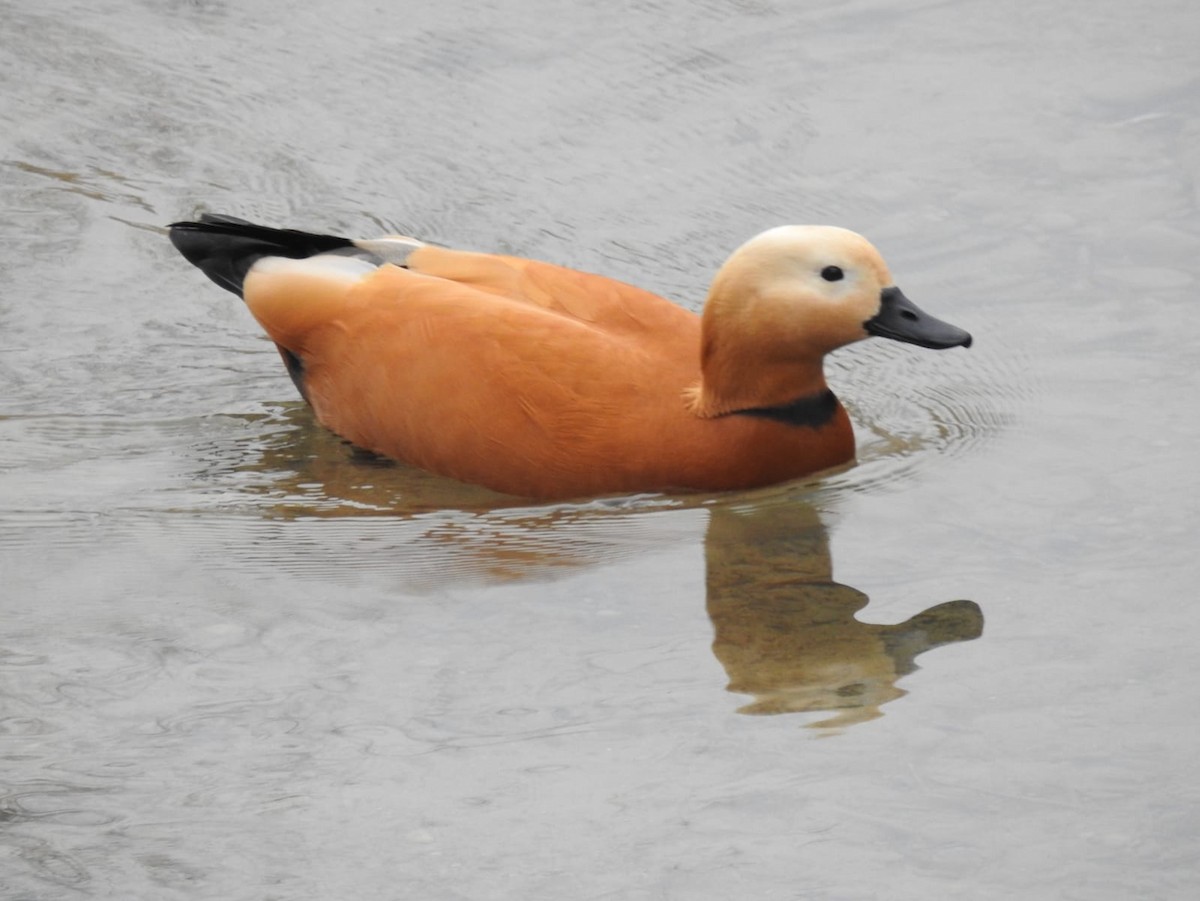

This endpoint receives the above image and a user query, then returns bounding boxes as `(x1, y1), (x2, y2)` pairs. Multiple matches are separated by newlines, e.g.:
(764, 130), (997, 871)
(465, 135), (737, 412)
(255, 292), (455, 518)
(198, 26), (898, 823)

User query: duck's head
(708, 225), (972, 354)
(692, 226), (971, 416)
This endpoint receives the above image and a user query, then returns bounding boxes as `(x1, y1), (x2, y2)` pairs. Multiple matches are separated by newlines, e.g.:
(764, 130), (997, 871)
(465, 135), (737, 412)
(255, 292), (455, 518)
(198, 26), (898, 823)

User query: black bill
(864, 287), (973, 349)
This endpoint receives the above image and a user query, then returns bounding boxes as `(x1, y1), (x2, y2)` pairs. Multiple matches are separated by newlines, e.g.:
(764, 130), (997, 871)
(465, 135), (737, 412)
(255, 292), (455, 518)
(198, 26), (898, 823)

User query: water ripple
(0, 339), (1012, 585)
(826, 330), (1027, 494)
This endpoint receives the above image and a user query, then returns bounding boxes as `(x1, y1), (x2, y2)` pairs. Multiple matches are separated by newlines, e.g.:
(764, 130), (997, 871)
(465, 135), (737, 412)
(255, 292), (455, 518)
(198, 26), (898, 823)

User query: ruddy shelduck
(169, 214), (971, 498)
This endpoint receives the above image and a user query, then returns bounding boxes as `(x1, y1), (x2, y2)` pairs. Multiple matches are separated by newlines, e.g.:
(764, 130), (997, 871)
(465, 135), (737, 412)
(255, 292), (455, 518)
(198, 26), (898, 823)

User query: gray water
(2, 0), (1199, 898)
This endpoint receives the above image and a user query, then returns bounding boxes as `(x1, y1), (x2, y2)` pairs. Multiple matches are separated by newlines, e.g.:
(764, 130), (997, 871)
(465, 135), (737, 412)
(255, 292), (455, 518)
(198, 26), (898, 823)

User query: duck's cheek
(794, 317), (871, 354)
(831, 296), (882, 344)
(848, 289), (886, 329)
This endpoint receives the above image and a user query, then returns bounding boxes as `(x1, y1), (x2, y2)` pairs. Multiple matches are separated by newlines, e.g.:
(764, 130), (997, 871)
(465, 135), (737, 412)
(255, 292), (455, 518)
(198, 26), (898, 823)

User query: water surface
(2, 0), (1199, 898)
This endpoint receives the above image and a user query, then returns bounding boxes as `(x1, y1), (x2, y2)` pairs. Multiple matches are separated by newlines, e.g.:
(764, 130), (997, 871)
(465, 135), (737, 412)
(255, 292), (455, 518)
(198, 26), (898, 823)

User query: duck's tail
(169, 214), (427, 297)
(168, 214), (358, 298)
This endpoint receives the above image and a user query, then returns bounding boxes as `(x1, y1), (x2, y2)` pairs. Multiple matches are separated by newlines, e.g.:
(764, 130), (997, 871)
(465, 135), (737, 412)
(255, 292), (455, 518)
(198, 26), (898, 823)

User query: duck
(168, 214), (971, 499)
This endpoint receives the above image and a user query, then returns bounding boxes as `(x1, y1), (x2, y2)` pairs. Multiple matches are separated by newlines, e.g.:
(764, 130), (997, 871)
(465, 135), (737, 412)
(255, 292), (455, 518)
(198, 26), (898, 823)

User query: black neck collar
(732, 389), (839, 429)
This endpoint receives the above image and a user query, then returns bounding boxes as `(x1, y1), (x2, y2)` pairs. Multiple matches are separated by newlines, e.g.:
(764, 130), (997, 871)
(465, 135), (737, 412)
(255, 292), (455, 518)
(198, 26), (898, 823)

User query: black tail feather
(168, 214), (355, 297)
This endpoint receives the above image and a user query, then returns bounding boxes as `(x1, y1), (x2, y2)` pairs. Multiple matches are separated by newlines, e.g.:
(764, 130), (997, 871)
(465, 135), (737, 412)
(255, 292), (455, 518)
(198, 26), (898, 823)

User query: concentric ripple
(823, 326), (1028, 494)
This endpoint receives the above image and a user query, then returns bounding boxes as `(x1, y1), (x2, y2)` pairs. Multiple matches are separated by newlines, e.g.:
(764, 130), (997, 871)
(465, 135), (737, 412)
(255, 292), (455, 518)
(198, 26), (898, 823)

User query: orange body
(242, 246), (855, 498)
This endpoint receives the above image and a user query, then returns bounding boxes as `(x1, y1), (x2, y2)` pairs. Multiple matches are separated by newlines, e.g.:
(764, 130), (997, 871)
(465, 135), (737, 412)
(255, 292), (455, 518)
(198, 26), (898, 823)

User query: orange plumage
(169, 216), (971, 498)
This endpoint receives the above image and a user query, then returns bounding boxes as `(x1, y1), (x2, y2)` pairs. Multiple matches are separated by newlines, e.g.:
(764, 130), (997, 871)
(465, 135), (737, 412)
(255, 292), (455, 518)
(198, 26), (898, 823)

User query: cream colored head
(690, 225), (971, 417)
(705, 225), (895, 356)
(689, 226), (892, 416)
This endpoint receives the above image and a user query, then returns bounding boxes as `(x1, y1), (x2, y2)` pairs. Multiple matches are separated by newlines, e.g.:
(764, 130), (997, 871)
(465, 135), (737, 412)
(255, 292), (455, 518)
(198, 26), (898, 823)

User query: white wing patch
(250, 253), (379, 285)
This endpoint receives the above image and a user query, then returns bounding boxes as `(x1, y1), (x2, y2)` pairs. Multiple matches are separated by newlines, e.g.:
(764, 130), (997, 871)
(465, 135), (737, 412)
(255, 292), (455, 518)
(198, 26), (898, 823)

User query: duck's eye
(820, 265), (844, 282)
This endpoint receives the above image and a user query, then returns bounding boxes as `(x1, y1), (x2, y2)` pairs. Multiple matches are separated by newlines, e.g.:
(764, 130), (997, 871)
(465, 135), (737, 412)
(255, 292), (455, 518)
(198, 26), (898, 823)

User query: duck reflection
(706, 502), (982, 726)
(215, 406), (983, 727)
